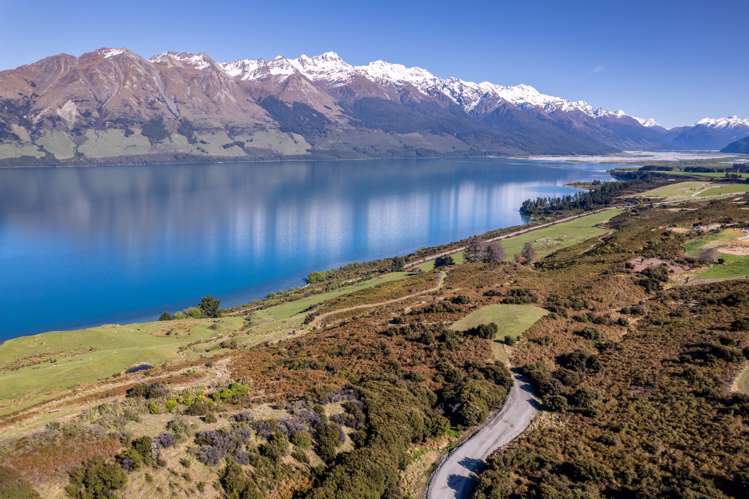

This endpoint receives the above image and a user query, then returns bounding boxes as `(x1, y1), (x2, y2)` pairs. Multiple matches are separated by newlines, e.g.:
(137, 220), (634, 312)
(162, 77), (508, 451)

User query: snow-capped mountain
(0, 47), (741, 165)
(665, 116), (749, 150)
(218, 52), (639, 121)
(696, 116), (749, 129)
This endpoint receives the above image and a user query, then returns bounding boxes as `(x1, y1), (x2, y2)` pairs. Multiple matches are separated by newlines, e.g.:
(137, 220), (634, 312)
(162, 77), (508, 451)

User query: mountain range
(0, 48), (747, 164)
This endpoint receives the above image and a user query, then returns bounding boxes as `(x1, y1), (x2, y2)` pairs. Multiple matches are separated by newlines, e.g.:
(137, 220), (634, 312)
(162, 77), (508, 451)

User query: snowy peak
(217, 51), (641, 122)
(150, 52), (215, 70)
(697, 116), (749, 129)
(635, 117), (659, 127)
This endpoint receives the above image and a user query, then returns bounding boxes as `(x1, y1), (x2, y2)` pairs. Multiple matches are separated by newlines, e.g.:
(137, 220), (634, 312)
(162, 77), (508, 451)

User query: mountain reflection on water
(0, 158), (611, 338)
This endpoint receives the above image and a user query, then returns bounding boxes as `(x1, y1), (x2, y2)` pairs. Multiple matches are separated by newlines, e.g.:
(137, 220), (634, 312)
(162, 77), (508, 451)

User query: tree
(199, 296), (221, 318)
(519, 243), (537, 265)
(484, 241), (506, 263)
(464, 238), (484, 263)
(434, 255), (455, 268)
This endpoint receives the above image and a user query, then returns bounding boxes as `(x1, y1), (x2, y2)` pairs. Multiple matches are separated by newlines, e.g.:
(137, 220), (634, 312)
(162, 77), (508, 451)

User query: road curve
(426, 372), (539, 499)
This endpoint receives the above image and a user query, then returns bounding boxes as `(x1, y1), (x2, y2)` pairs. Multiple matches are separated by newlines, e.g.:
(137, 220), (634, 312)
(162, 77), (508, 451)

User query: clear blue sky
(1, 0), (746, 128)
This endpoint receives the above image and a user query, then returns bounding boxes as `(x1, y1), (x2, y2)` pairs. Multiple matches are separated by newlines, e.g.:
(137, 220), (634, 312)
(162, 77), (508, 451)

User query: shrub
(730, 318), (749, 331)
(306, 271), (329, 283)
(290, 430), (313, 449)
(210, 382), (250, 403)
(575, 327), (601, 341)
(125, 383), (168, 400)
(0, 466), (40, 499)
(260, 432), (289, 461)
(141, 116), (169, 144)
(519, 242), (537, 264)
(315, 421), (342, 463)
(504, 335), (516, 345)
(219, 460), (262, 499)
(501, 288), (538, 304)
(66, 458), (127, 499)
(557, 351), (602, 374)
(159, 312), (174, 321)
(545, 394), (569, 412)
(434, 255), (455, 268)
(464, 323), (498, 339)
(199, 296), (221, 318)
(484, 241), (506, 263)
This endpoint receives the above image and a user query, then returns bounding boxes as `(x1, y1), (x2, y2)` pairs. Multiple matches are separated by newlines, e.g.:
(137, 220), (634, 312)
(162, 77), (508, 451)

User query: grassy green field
(258, 273), (407, 321)
(696, 184), (749, 198)
(419, 209), (622, 272)
(682, 228), (749, 281)
(661, 171), (749, 180)
(696, 254), (749, 280)
(684, 228), (745, 255)
(450, 304), (548, 363)
(0, 272), (412, 416)
(0, 317), (244, 415)
(635, 181), (711, 200)
(636, 181), (749, 201)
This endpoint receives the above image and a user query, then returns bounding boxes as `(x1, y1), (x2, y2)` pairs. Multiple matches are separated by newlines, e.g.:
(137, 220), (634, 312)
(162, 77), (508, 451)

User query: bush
(434, 255), (455, 268)
(556, 351), (602, 374)
(464, 323), (498, 339)
(141, 116), (169, 144)
(126, 383), (168, 400)
(210, 382), (250, 403)
(219, 460), (262, 499)
(199, 296), (221, 318)
(290, 430), (313, 449)
(501, 288), (538, 304)
(260, 432), (289, 461)
(315, 421), (343, 463)
(504, 335), (516, 345)
(306, 271), (329, 283)
(159, 312), (173, 321)
(0, 466), (40, 499)
(575, 327), (601, 341)
(730, 318), (749, 331)
(66, 458), (127, 499)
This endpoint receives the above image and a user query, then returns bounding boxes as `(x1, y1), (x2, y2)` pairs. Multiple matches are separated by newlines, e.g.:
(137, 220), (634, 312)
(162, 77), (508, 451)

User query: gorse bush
(66, 458), (127, 499)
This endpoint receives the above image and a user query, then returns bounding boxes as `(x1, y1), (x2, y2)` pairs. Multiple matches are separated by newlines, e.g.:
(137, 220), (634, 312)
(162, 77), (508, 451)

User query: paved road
(426, 373), (539, 499)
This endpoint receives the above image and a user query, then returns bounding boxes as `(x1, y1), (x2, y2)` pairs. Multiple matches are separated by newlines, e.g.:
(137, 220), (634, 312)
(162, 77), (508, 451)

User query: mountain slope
(0, 47), (713, 165)
(721, 135), (749, 153)
(666, 116), (749, 150)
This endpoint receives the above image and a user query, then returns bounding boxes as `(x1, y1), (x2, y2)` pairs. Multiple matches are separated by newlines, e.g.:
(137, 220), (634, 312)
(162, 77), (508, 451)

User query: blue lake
(0, 158), (614, 339)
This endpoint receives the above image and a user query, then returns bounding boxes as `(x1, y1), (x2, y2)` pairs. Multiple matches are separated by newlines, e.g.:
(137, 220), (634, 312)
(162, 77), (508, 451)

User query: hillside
(722, 135), (749, 153)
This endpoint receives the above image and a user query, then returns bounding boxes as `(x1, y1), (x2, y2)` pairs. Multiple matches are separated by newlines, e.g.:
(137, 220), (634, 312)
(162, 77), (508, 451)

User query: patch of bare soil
(627, 257), (686, 273)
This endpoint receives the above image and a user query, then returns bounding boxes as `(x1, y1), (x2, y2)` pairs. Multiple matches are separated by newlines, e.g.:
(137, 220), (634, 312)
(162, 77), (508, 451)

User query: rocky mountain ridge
(0, 48), (746, 165)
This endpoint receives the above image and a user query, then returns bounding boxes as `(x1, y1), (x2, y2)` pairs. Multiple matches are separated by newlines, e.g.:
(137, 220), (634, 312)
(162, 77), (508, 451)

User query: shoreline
(1, 150), (741, 170)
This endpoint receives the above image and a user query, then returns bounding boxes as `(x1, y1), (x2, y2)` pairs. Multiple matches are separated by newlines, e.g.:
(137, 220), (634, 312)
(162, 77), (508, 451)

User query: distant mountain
(0, 47), (738, 165)
(665, 116), (749, 150)
(721, 135), (749, 153)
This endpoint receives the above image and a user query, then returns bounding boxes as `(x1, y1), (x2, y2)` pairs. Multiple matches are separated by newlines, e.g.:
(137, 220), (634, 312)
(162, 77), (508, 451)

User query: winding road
(426, 372), (540, 499)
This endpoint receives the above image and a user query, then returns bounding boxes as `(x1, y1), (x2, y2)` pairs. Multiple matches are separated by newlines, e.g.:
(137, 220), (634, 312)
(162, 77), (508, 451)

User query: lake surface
(0, 158), (613, 339)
